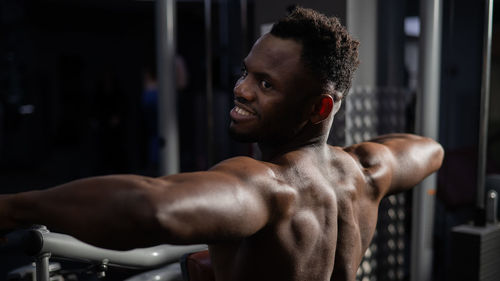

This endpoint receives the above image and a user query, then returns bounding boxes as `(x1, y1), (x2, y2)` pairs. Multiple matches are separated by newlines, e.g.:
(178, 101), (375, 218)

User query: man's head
(270, 7), (359, 100)
(229, 7), (359, 146)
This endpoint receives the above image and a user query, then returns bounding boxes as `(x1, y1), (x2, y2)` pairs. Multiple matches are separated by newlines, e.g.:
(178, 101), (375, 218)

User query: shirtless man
(0, 7), (443, 281)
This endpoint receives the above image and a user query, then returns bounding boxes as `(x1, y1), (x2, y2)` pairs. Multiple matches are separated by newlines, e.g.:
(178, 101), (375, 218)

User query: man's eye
(261, 80), (272, 89)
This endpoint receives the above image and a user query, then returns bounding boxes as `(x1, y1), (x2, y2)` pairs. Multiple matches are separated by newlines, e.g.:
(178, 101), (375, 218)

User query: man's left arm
(0, 157), (277, 250)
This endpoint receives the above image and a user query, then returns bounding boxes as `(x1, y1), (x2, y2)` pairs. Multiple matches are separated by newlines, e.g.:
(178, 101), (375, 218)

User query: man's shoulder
(326, 144), (365, 169)
(209, 156), (279, 184)
(327, 143), (389, 190)
(210, 156), (296, 200)
(211, 156), (273, 171)
(334, 141), (391, 168)
(333, 141), (398, 200)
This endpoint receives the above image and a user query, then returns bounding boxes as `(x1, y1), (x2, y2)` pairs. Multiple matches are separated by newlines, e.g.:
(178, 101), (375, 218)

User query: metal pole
(156, 0), (179, 175)
(35, 253), (51, 281)
(476, 0), (494, 221)
(411, 0), (442, 280)
(240, 0), (248, 54)
(205, 0), (214, 167)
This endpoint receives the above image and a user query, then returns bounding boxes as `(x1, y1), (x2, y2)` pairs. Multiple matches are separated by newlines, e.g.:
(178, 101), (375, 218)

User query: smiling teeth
(235, 106), (252, 116)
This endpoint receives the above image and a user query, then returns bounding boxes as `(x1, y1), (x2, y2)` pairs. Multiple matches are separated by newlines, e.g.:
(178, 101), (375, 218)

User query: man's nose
(233, 77), (255, 102)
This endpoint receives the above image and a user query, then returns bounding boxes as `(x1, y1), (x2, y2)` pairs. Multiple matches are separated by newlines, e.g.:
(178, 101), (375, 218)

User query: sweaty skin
(0, 34), (444, 281)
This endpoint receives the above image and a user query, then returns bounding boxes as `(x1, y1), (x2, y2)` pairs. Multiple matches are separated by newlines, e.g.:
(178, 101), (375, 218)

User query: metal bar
(240, 0), (248, 54)
(205, 0), (214, 167)
(219, 0), (229, 89)
(156, 0), (179, 175)
(476, 0), (494, 214)
(35, 252), (51, 281)
(411, 0), (442, 280)
(37, 231), (207, 269)
(486, 190), (498, 224)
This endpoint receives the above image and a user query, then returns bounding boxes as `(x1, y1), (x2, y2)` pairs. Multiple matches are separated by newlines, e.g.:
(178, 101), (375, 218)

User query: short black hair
(270, 7), (359, 99)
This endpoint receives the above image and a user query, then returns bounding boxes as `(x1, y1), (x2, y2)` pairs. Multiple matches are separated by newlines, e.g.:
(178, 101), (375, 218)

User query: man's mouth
(234, 105), (254, 116)
(230, 103), (257, 121)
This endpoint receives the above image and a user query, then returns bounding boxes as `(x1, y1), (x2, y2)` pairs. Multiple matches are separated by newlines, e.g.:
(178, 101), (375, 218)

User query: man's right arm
(344, 133), (444, 199)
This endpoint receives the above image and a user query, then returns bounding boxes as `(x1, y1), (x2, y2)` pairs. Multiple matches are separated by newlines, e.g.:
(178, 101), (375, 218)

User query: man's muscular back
(0, 135), (442, 281)
(208, 135), (443, 281)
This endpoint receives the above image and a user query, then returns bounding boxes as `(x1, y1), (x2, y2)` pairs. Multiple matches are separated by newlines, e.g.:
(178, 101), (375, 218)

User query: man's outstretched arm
(0, 157), (276, 250)
(345, 133), (444, 198)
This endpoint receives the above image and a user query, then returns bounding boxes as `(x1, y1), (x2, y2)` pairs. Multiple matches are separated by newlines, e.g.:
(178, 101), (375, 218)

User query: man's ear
(310, 94), (335, 124)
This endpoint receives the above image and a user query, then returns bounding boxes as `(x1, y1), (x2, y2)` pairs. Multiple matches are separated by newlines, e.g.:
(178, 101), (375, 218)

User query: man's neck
(258, 134), (328, 162)
(256, 117), (335, 161)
